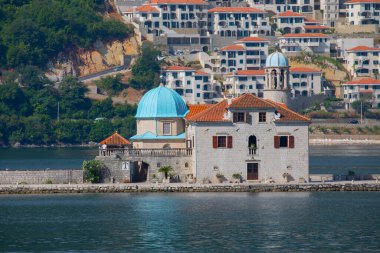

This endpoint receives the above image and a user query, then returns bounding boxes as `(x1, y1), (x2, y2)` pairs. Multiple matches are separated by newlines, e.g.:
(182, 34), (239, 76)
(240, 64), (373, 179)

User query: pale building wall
(189, 111), (309, 183)
(137, 119), (156, 135)
(133, 139), (186, 149)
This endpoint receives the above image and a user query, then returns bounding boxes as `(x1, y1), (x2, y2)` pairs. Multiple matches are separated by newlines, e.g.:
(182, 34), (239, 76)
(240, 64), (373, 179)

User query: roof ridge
(265, 100), (311, 121)
(187, 100), (228, 122)
(230, 93), (275, 108)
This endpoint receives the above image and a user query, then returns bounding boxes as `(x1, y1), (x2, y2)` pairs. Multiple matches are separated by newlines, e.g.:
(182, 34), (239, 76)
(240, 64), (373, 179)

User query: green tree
(158, 166), (172, 179)
(95, 75), (125, 96)
(82, 160), (105, 183)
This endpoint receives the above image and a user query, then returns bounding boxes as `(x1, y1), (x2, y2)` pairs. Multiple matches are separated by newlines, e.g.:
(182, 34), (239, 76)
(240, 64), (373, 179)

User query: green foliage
(129, 42), (160, 90)
(158, 166), (172, 179)
(82, 160), (105, 183)
(0, 0), (132, 68)
(352, 100), (371, 114)
(232, 173), (242, 180)
(95, 75), (125, 96)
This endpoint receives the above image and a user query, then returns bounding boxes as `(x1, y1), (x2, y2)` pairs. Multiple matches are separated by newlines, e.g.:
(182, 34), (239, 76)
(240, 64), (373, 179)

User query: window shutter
(246, 112), (252, 124)
(213, 136), (218, 148)
(233, 113), (238, 123)
(289, 136), (295, 148)
(227, 136), (233, 148)
(274, 136), (280, 149)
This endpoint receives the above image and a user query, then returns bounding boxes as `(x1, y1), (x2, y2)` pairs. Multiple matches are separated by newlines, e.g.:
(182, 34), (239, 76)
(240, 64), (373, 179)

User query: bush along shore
(1, 183), (380, 194)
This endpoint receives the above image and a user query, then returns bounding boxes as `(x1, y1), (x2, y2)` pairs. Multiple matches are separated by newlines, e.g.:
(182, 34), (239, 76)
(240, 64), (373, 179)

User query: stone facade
(0, 170), (83, 185)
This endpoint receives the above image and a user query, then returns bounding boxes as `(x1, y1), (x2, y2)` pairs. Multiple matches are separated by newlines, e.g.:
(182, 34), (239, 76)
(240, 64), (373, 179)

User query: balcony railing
(99, 148), (193, 157)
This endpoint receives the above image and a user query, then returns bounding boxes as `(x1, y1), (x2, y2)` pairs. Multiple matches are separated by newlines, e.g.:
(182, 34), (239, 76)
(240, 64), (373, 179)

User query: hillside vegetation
(0, 0), (132, 68)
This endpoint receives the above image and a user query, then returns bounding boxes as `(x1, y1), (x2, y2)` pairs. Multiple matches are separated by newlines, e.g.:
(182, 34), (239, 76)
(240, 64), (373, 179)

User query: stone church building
(97, 51), (310, 183)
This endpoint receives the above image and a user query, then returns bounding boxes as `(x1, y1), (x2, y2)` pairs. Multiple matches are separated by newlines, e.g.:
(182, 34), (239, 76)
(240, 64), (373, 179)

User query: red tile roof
(282, 33), (328, 38)
(229, 93), (274, 109)
(359, 90), (374, 93)
(304, 17), (318, 23)
(303, 25), (330, 30)
(208, 7), (266, 13)
(185, 104), (214, 120)
(226, 70), (265, 76)
(166, 66), (195, 71)
(194, 70), (209, 75)
(345, 0), (380, 4)
(221, 44), (245, 51)
(345, 78), (380, 85)
(264, 100), (311, 122)
(187, 100), (230, 122)
(187, 94), (310, 122)
(99, 132), (131, 146)
(277, 11), (304, 17)
(290, 67), (321, 73)
(136, 5), (159, 12)
(346, 46), (380, 52)
(151, 0), (207, 4)
(237, 37), (269, 42)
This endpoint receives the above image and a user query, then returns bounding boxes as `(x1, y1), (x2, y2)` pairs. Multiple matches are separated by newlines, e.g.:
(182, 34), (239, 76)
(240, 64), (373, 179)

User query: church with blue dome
(130, 84), (189, 149)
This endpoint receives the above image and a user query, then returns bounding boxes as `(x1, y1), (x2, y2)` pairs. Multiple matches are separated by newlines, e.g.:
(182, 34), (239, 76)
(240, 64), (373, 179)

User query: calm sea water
(0, 192), (380, 252)
(1, 145), (380, 174)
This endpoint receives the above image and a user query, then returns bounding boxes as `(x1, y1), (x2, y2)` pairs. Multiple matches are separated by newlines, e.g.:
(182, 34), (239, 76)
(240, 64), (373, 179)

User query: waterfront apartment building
(207, 7), (272, 37)
(345, 0), (380, 25)
(164, 66), (222, 103)
(275, 11), (305, 34)
(223, 67), (323, 97)
(344, 46), (380, 77)
(279, 33), (331, 56)
(320, 0), (339, 27)
(247, 0), (314, 14)
(218, 37), (269, 73)
(342, 78), (380, 109)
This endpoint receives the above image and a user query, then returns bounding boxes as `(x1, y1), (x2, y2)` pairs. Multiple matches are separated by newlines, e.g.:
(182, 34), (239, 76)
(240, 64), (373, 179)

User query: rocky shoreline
(1, 183), (380, 194)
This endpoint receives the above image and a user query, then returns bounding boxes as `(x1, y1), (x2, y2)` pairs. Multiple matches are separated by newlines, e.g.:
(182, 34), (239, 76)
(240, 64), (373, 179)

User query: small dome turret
(265, 52), (289, 68)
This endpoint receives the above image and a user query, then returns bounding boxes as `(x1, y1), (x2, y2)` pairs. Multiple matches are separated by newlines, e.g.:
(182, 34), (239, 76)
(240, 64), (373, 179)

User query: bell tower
(263, 51), (291, 105)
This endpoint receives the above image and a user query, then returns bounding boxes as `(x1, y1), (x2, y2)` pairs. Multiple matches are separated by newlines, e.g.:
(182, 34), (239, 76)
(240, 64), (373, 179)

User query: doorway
(247, 163), (258, 180)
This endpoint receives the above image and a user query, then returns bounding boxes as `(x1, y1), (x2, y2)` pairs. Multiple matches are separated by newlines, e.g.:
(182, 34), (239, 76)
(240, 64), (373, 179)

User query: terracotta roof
(99, 132), (131, 146)
(136, 5), (159, 12)
(166, 66), (195, 71)
(290, 67), (321, 73)
(282, 33), (328, 38)
(277, 11), (304, 17)
(208, 7), (266, 13)
(359, 90), (374, 93)
(345, 78), (380, 85)
(151, 0), (207, 4)
(304, 17), (318, 23)
(345, 0), (380, 4)
(187, 94), (310, 122)
(221, 44), (245, 51)
(303, 25), (330, 30)
(237, 37), (268, 42)
(346, 46), (380, 52)
(229, 93), (274, 109)
(185, 104), (214, 120)
(194, 70), (209, 75)
(187, 100), (229, 122)
(226, 70), (265, 76)
(264, 100), (311, 122)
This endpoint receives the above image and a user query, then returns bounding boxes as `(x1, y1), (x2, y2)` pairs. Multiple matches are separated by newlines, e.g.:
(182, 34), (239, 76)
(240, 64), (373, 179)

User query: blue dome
(136, 85), (189, 118)
(265, 52), (289, 68)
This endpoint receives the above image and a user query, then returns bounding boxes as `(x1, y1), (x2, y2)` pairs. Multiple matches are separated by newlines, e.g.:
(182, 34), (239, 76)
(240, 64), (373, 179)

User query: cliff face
(46, 35), (140, 82)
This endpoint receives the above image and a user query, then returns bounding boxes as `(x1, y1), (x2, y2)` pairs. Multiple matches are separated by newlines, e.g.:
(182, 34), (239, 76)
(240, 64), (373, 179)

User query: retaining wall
(0, 183), (380, 194)
(0, 170), (83, 185)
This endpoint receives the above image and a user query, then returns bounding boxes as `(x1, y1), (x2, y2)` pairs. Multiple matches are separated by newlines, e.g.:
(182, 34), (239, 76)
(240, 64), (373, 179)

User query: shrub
(158, 166), (172, 179)
(82, 160), (105, 183)
(232, 173), (241, 180)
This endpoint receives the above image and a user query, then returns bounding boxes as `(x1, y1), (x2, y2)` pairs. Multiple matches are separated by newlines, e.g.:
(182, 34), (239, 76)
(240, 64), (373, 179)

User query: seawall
(0, 170), (83, 185)
(0, 183), (380, 194)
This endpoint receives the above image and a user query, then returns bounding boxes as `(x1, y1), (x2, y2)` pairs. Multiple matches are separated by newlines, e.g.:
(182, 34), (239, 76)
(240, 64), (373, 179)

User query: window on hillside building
(163, 123), (171, 135)
(259, 112), (266, 122)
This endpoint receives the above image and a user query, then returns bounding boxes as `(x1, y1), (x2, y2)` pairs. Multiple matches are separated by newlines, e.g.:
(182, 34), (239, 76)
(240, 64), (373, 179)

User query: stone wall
(0, 170), (83, 185)
(1, 183), (380, 194)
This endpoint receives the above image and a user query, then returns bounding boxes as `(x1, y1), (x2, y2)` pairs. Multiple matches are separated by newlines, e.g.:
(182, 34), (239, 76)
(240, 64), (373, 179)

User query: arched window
(248, 135), (257, 155)
(163, 144), (172, 149)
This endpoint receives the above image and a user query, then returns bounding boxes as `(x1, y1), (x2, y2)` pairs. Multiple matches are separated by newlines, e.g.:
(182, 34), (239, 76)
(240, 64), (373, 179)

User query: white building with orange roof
(279, 33), (331, 56)
(207, 7), (272, 38)
(248, 0), (314, 14)
(342, 78), (380, 109)
(320, 0), (339, 27)
(275, 11), (305, 34)
(218, 36), (269, 73)
(345, 0), (380, 26)
(344, 45), (380, 77)
(164, 66), (222, 103)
